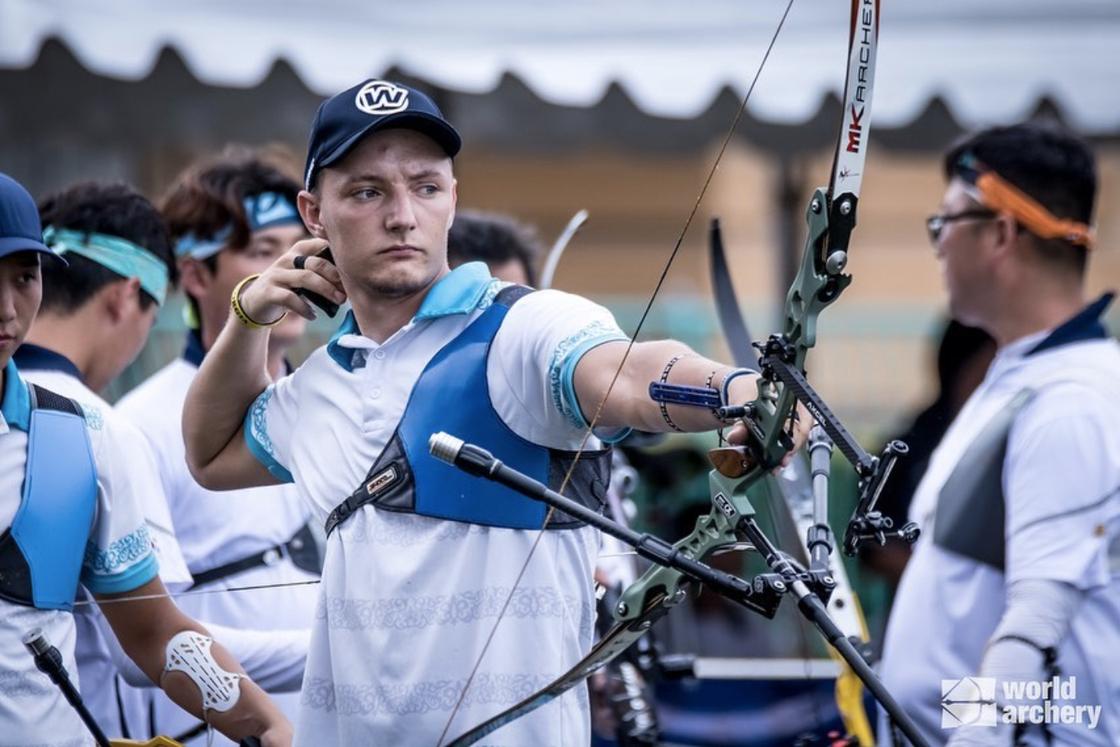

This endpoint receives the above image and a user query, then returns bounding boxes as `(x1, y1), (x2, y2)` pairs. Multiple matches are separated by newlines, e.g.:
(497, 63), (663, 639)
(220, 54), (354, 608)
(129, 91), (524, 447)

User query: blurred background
(2, 2), (1117, 744)
(1, 0), (1116, 426)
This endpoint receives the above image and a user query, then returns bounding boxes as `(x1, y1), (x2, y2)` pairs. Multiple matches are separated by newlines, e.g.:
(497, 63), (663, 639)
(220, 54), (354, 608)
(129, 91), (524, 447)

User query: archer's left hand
(725, 401), (812, 469)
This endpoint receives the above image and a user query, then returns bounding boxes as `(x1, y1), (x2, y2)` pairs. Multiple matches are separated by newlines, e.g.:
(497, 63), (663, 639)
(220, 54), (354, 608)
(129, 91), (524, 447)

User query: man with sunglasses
(879, 124), (1119, 746)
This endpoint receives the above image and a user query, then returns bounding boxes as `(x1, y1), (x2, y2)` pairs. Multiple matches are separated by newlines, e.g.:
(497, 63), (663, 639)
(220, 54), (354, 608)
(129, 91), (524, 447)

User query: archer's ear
(101, 277), (142, 324)
(298, 189), (328, 241)
(993, 212), (1020, 254)
(178, 258), (213, 302)
(446, 179), (458, 232)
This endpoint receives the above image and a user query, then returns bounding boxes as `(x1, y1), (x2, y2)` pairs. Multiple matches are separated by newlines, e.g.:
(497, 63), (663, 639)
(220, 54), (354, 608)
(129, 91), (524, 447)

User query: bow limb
(714, 1), (881, 742)
(539, 209), (589, 290)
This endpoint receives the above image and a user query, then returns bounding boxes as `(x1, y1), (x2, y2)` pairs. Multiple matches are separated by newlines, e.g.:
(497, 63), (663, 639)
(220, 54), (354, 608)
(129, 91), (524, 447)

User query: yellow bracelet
(230, 274), (287, 329)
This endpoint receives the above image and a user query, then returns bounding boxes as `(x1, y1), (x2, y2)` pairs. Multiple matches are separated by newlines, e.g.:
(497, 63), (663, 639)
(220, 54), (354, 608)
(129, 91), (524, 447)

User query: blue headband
(42, 226), (170, 306)
(174, 191), (302, 260)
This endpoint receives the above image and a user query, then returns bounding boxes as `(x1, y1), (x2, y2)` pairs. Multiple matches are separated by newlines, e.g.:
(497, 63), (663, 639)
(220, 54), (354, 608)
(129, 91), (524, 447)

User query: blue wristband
(720, 367), (759, 409)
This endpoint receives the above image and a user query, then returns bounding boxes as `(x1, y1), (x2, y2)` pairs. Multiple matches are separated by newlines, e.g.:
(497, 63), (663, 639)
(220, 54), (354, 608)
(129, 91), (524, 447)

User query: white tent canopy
(2, 0), (1118, 134)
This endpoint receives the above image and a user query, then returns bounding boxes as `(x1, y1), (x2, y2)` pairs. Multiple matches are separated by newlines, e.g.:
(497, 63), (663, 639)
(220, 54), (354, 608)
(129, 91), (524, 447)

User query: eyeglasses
(925, 209), (997, 245)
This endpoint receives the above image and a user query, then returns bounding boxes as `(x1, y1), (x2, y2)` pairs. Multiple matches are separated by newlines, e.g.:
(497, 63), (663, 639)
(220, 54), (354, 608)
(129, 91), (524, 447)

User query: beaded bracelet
(230, 274), (287, 330)
(657, 354), (689, 432)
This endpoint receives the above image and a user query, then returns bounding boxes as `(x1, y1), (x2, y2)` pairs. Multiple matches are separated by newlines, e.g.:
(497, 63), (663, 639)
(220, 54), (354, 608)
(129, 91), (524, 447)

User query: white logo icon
(941, 677), (997, 728)
(355, 81), (410, 115)
(252, 193), (291, 225)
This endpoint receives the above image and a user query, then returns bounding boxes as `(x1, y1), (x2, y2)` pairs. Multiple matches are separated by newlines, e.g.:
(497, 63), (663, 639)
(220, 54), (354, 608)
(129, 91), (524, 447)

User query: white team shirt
(118, 343), (318, 744)
(0, 359), (159, 747)
(18, 357), (191, 743)
(245, 262), (628, 746)
(880, 312), (1120, 746)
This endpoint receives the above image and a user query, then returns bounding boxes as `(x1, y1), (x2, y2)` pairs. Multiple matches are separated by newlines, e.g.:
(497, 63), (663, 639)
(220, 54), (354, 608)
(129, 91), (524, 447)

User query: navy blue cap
(0, 173), (64, 263)
(303, 79), (462, 189)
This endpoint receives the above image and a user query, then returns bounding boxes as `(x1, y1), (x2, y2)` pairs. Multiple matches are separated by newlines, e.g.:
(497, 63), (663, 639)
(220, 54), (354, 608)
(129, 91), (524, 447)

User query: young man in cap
(878, 124), (1120, 746)
(0, 172), (292, 746)
(183, 79), (801, 745)
(21, 178), (312, 743)
(117, 151), (318, 744)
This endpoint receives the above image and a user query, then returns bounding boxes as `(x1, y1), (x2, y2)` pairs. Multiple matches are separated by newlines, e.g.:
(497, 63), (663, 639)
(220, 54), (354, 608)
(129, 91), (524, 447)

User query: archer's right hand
(237, 238), (348, 323)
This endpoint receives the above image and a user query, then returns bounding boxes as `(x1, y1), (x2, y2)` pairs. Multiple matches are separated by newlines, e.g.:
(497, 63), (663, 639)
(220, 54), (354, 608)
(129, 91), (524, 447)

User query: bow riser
(614, 472), (782, 623)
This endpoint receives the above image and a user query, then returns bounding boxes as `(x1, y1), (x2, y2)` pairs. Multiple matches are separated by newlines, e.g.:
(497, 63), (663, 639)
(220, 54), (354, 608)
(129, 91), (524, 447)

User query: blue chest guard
(0, 384), (98, 610)
(325, 285), (611, 535)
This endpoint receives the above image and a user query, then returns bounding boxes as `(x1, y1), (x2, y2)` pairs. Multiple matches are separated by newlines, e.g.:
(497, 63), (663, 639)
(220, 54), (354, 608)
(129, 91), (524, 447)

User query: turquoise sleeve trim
(83, 524), (153, 575)
(83, 552), (159, 595)
(556, 332), (631, 443)
(243, 390), (295, 483)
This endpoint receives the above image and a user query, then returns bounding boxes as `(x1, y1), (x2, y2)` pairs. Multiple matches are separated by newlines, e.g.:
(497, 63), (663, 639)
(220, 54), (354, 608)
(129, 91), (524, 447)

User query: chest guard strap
(934, 388), (1036, 571)
(326, 285), (611, 535)
(0, 384), (98, 610)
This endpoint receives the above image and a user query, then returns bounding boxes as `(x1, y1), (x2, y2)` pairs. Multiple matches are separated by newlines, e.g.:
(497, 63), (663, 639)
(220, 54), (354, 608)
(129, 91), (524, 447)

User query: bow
(708, 219), (875, 742)
(436, 2), (930, 744)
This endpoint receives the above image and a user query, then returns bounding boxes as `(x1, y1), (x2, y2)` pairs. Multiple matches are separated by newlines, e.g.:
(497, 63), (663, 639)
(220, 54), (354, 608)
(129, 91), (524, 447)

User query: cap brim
(318, 112), (462, 173)
(0, 236), (68, 266)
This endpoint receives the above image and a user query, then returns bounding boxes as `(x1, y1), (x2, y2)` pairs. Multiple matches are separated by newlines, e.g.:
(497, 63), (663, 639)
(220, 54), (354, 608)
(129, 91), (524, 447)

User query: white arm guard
(111, 623), (309, 692)
(163, 631), (246, 713)
(946, 578), (1083, 747)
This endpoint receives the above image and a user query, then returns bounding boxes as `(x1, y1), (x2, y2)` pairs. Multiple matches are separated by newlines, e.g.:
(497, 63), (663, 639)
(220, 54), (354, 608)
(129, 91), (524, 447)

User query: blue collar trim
(414, 262), (494, 321)
(326, 310), (361, 370)
(1, 359), (32, 432)
(1027, 292), (1113, 357)
(325, 262), (496, 371)
(12, 344), (83, 382)
(182, 330), (206, 367)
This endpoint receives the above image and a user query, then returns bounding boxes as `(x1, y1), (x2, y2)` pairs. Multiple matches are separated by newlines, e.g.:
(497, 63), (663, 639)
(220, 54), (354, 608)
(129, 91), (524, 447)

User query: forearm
(101, 580), (291, 743)
(110, 620), (309, 693)
(202, 622), (309, 693)
(183, 313), (271, 475)
(576, 340), (757, 433)
(946, 578), (1082, 747)
(160, 632), (290, 742)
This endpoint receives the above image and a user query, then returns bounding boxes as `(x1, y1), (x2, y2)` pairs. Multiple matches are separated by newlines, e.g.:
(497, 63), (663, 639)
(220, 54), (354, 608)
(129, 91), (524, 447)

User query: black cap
(303, 79), (462, 189)
(0, 173), (65, 263)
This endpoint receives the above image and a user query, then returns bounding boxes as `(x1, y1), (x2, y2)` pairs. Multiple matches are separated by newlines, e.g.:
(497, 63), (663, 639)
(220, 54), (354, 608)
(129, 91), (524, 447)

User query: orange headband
(959, 156), (1095, 249)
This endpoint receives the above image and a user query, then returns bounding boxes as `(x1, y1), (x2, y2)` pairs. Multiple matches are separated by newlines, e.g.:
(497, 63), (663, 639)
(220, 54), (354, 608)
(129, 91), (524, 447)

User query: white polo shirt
(16, 348), (191, 743)
(118, 335), (318, 745)
(880, 302), (1120, 746)
(244, 262), (628, 746)
(0, 358), (158, 747)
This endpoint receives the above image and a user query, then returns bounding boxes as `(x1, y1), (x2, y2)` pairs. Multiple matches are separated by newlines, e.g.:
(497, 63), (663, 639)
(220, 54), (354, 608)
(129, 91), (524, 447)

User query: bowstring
(75, 578), (322, 607)
(435, 1), (796, 743)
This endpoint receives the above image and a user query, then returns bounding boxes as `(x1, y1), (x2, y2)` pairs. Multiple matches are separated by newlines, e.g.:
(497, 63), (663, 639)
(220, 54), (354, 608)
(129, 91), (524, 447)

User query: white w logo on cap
(355, 81), (410, 115)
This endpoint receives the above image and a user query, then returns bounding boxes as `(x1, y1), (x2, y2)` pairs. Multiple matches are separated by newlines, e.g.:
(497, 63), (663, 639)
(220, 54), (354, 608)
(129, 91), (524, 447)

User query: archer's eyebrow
(341, 168), (448, 186)
(404, 168), (447, 181)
